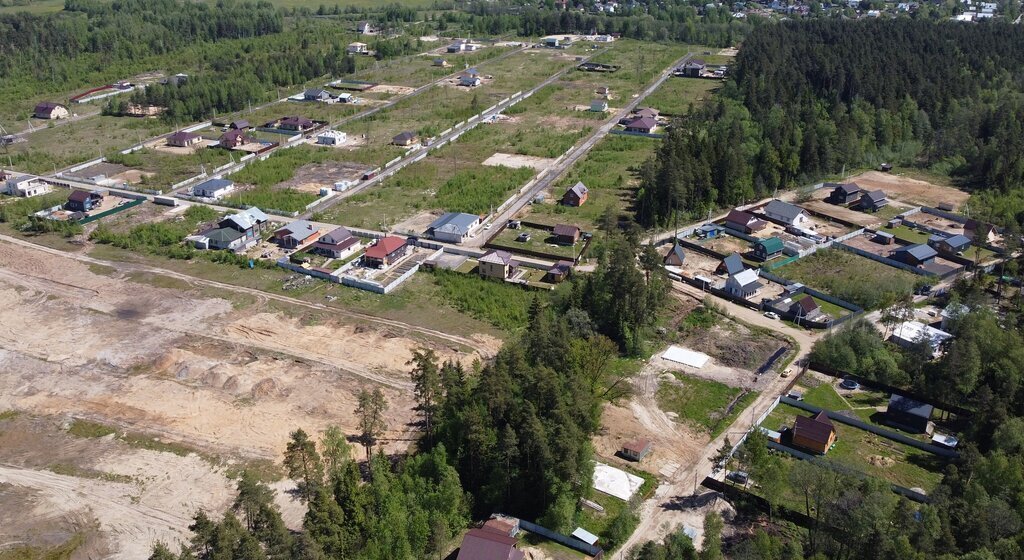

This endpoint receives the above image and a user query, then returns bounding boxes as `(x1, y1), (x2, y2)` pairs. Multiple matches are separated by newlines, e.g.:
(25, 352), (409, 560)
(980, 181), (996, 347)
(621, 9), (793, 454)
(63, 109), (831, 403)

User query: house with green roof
(753, 237), (784, 261)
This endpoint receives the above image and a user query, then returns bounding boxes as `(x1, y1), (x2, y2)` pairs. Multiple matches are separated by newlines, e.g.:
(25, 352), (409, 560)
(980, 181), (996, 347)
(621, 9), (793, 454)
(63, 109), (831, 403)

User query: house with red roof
(363, 236), (408, 268)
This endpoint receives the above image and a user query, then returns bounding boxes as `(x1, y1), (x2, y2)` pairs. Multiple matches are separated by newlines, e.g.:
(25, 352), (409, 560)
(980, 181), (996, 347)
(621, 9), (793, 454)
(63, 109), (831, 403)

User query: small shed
(873, 231), (895, 245)
(792, 411), (836, 454)
(886, 394), (933, 433)
(664, 244), (686, 267)
(590, 99), (608, 112)
(620, 439), (652, 462)
(552, 224), (581, 245)
(571, 527), (599, 546)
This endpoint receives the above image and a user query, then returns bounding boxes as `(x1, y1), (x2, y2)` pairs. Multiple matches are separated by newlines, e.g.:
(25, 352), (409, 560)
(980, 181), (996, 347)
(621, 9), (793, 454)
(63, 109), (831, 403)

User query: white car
(763, 311), (780, 320)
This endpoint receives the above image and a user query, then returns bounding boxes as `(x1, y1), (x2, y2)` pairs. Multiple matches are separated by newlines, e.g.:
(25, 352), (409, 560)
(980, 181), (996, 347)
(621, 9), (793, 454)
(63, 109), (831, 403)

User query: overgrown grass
(91, 204), (217, 255)
(657, 373), (759, 437)
(429, 269), (536, 332)
(224, 186), (319, 213)
(0, 409), (20, 420)
(0, 532), (86, 560)
(0, 191), (68, 227)
(775, 249), (923, 310)
(435, 165), (534, 214)
(67, 419), (116, 438)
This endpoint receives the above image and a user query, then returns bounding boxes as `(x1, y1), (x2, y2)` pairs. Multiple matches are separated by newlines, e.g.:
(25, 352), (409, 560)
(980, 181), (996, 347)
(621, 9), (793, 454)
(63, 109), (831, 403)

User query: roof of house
(765, 199), (807, 222)
(68, 190), (97, 203)
(393, 131), (417, 144)
(167, 130), (199, 143)
(456, 528), (524, 560)
(281, 116), (315, 127)
(553, 224), (581, 237)
(634, 107), (659, 119)
(725, 209), (759, 226)
(941, 234), (971, 248)
(731, 269), (762, 290)
(862, 189), (887, 202)
(479, 250), (517, 266)
(566, 181), (589, 198)
(894, 243), (937, 261)
(721, 253), (744, 275)
(221, 207), (268, 231)
(827, 182), (861, 194)
(548, 260), (573, 275)
(665, 244), (685, 263)
(622, 439), (651, 454)
(571, 527), (599, 546)
(319, 227), (355, 246)
(364, 236), (406, 258)
(34, 101), (65, 113)
(195, 178), (233, 192)
(794, 411), (834, 445)
(888, 394), (934, 420)
(875, 231), (895, 239)
(229, 120), (250, 129)
(793, 296), (819, 314)
(891, 321), (952, 348)
(205, 227), (244, 244)
(305, 88), (329, 97)
(428, 212), (479, 236)
(276, 220), (318, 243)
(756, 236), (785, 253)
(625, 116), (658, 130)
(220, 129), (248, 143)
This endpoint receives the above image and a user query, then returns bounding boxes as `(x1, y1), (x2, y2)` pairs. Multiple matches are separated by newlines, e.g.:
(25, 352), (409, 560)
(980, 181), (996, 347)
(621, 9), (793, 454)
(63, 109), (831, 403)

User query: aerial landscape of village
(2, 0), (1024, 559)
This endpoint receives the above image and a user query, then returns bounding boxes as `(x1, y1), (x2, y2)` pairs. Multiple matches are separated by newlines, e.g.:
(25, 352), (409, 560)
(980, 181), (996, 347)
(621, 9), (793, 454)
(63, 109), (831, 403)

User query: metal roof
(428, 212), (479, 236)
(794, 411), (834, 445)
(195, 178), (233, 193)
(456, 529), (524, 560)
(895, 243), (937, 261)
(222, 207), (267, 231)
(721, 253), (744, 275)
(888, 394), (934, 419)
(479, 250), (517, 266)
(764, 199), (807, 223)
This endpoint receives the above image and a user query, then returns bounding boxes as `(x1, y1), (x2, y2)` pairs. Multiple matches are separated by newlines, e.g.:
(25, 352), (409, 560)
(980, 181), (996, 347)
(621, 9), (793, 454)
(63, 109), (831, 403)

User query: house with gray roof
(928, 233), (971, 255)
(763, 200), (810, 227)
(220, 207), (269, 241)
(274, 220), (320, 249)
(717, 253), (745, 276)
(562, 181), (589, 207)
(312, 227), (361, 258)
(891, 243), (937, 266)
(426, 212), (481, 243)
(726, 268), (763, 299)
(203, 227), (247, 251)
(193, 178), (234, 200)
(826, 182), (861, 205)
(858, 189), (888, 212)
(304, 88), (332, 102)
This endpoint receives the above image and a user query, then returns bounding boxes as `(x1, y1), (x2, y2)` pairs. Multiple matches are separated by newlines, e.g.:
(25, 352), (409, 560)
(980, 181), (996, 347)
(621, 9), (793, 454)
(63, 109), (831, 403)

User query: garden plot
(774, 247), (922, 310)
(643, 77), (722, 116)
(677, 250), (723, 278)
(84, 200), (179, 234)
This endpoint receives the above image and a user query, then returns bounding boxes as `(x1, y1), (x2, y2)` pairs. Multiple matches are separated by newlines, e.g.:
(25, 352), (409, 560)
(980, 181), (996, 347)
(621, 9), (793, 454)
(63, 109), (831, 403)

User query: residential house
(274, 220), (320, 249)
(202, 228), (248, 251)
(826, 182), (862, 205)
(363, 236), (408, 268)
(3, 175), (49, 198)
(724, 209), (766, 233)
(220, 207), (269, 242)
(34, 102), (70, 120)
(459, 73), (482, 87)
(426, 212), (481, 244)
(392, 131), (419, 146)
(433, 58), (451, 68)
(928, 234), (971, 255)
(634, 107), (659, 119)
(890, 321), (952, 356)
(562, 182), (589, 207)
(279, 116), (315, 132)
(356, 21), (375, 34)
(229, 120), (251, 130)
(552, 224), (581, 245)
(621, 439), (652, 462)
(763, 200), (810, 227)
(65, 190), (103, 212)
(677, 59), (706, 77)
(792, 411), (836, 454)
(891, 244), (937, 267)
(753, 237), (785, 261)
(623, 116), (658, 134)
(312, 227), (361, 259)
(858, 190), (888, 212)
(317, 130), (347, 146)
(664, 244), (686, 267)
(456, 528), (525, 560)
(717, 253), (745, 276)
(726, 269), (763, 298)
(886, 394), (933, 434)
(166, 130), (202, 148)
(590, 99), (608, 112)
(193, 178), (234, 199)
(304, 89), (332, 102)
(347, 42), (369, 55)
(964, 219), (997, 244)
(219, 129), (251, 149)
(545, 260), (573, 283)
(790, 297), (823, 322)
(478, 250), (519, 280)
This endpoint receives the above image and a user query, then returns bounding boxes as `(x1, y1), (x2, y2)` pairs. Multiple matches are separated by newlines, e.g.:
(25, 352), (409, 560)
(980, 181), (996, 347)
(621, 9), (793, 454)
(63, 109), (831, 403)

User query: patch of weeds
(0, 531), (86, 560)
(87, 263), (117, 276)
(0, 410), (19, 421)
(224, 459), (286, 483)
(67, 419), (116, 438)
(46, 463), (135, 484)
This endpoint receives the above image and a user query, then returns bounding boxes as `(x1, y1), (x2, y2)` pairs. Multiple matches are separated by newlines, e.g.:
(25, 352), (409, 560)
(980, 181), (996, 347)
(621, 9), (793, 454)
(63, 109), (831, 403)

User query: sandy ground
(369, 84), (416, 95)
(275, 161), (369, 194)
(0, 236), (498, 557)
(803, 197), (897, 228)
(848, 171), (968, 209)
(149, 140), (217, 156)
(393, 210), (448, 236)
(67, 162), (132, 182)
(482, 152), (555, 171)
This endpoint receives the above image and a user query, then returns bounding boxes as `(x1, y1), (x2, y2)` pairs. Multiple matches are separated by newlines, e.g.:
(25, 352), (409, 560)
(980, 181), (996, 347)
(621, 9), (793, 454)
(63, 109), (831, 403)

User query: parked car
(726, 470), (749, 485)
(517, 232), (531, 242)
(763, 311), (780, 320)
(840, 378), (861, 390)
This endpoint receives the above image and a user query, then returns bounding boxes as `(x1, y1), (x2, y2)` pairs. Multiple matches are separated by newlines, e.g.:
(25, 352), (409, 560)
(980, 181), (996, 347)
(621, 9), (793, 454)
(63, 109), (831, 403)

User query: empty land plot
(482, 152), (555, 170)
(643, 77), (722, 116)
(774, 248), (921, 310)
(9, 116), (174, 174)
(487, 223), (581, 260)
(657, 372), (759, 437)
(848, 170), (969, 209)
(224, 145), (351, 212)
(527, 135), (659, 229)
(100, 148), (235, 191)
(562, 40), (691, 98)
(802, 195), (897, 228)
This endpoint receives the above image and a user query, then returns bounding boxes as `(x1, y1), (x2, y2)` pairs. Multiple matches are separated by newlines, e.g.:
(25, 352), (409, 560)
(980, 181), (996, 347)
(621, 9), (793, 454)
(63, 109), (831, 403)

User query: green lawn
(884, 224), (931, 245)
(793, 293), (850, 320)
(488, 224), (581, 260)
(774, 249), (922, 310)
(657, 372), (759, 437)
(642, 77), (722, 116)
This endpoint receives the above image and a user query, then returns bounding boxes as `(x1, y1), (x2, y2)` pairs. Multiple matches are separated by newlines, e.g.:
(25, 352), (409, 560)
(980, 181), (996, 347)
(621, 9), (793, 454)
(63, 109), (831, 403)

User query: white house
(193, 178), (234, 200)
(347, 42), (368, 55)
(763, 200), (811, 227)
(3, 175), (50, 197)
(726, 269), (764, 299)
(890, 321), (952, 357)
(317, 130), (348, 146)
(426, 212), (481, 244)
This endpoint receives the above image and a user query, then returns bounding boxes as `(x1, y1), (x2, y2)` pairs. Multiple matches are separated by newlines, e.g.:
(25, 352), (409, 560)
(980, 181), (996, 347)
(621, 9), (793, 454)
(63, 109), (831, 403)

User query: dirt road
(618, 282), (819, 554)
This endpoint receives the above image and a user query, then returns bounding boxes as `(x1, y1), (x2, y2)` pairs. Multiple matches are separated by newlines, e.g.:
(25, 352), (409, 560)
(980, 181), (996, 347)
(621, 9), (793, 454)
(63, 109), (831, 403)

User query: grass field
(642, 77), (722, 116)
(9, 116), (174, 174)
(488, 224), (581, 260)
(657, 373), (759, 437)
(0, 0), (65, 14)
(884, 224), (931, 245)
(775, 249), (921, 310)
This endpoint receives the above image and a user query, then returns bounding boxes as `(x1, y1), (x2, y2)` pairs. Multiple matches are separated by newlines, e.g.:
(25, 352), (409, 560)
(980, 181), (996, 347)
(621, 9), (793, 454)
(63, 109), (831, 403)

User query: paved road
(618, 281), (820, 554)
(465, 51), (696, 247)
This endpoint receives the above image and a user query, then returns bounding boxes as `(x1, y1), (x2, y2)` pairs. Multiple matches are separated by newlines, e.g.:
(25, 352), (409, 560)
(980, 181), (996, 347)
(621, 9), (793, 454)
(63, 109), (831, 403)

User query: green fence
(762, 254), (800, 271)
(78, 198), (145, 224)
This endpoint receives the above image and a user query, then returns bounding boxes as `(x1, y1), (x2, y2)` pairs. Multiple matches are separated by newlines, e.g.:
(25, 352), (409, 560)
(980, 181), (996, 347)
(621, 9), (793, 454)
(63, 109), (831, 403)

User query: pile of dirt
(868, 455), (895, 468)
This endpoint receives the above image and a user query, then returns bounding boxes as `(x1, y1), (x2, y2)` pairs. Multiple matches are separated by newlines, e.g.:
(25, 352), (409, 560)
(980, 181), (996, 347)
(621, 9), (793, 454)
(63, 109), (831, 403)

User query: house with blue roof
(891, 243), (937, 266)
(426, 212), (481, 244)
(193, 178), (234, 200)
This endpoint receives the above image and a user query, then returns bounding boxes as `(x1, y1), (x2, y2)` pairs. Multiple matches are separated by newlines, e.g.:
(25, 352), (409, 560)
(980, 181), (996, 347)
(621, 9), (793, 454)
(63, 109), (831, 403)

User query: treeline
(636, 20), (1024, 228)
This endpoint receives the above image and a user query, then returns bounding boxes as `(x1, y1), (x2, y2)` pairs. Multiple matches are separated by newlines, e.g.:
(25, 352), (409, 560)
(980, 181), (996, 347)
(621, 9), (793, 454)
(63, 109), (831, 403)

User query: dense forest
(637, 20), (1024, 228)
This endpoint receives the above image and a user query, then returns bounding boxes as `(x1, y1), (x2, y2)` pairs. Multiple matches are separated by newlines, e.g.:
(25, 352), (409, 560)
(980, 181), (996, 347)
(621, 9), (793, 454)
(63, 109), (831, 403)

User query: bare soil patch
(66, 162), (132, 182)
(369, 84), (417, 95)
(482, 152), (555, 171)
(393, 209), (447, 235)
(848, 171), (968, 209)
(276, 161), (371, 194)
